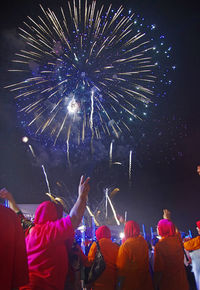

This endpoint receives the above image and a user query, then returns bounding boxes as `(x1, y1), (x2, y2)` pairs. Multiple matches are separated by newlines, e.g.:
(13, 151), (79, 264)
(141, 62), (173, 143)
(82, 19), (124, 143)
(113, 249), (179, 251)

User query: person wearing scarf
(0, 204), (29, 290)
(20, 175), (90, 290)
(116, 220), (154, 290)
(154, 219), (189, 290)
(87, 225), (119, 289)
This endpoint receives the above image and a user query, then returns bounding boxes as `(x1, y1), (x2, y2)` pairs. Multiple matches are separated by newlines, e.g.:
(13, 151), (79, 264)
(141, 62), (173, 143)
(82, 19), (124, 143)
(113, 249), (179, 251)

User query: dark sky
(0, 0), (199, 234)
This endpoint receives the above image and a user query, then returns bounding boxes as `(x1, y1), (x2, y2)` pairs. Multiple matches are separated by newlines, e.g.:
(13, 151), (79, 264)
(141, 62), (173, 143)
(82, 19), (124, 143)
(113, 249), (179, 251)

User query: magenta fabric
(124, 220), (140, 241)
(0, 205), (28, 290)
(22, 201), (74, 290)
(96, 225), (111, 241)
(157, 219), (176, 238)
(196, 220), (200, 230)
(34, 201), (63, 224)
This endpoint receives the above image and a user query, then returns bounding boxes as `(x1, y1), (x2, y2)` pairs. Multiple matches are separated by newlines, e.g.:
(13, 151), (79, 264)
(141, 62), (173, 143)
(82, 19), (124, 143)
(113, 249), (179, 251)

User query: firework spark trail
(125, 211), (127, 222)
(86, 205), (99, 226)
(129, 150), (133, 181)
(28, 144), (36, 158)
(105, 188), (108, 219)
(41, 164), (51, 194)
(109, 141), (113, 168)
(6, 0), (174, 150)
(107, 194), (120, 226)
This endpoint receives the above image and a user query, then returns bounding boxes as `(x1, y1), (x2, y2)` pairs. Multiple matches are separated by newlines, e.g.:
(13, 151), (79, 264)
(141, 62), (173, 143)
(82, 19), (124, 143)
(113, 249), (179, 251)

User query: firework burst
(6, 0), (174, 150)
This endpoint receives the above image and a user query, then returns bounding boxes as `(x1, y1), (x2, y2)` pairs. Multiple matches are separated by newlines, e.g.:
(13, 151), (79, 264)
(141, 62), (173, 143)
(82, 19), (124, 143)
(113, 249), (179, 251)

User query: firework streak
(6, 0), (173, 150)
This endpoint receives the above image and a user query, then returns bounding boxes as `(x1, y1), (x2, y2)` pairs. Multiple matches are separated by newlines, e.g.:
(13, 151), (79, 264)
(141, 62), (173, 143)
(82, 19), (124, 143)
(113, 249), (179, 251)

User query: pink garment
(21, 201), (74, 290)
(0, 205), (29, 290)
(96, 225), (111, 241)
(157, 219), (176, 238)
(196, 220), (200, 230)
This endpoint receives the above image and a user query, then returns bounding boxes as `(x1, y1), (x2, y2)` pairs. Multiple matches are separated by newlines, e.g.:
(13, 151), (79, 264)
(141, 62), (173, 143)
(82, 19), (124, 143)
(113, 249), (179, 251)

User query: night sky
(0, 0), (199, 234)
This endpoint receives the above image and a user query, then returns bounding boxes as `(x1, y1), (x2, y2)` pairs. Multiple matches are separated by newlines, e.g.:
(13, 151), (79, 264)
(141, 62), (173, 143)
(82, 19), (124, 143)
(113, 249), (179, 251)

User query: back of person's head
(34, 201), (63, 225)
(124, 220), (140, 241)
(157, 219), (175, 238)
(96, 225), (111, 241)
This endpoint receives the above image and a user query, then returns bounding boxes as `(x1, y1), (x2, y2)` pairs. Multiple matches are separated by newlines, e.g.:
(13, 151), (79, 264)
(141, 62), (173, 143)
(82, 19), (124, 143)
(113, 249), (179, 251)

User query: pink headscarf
(124, 220), (140, 241)
(34, 201), (63, 225)
(196, 221), (200, 230)
(157, 219), (176, 238)
(96, 225), (111, 241)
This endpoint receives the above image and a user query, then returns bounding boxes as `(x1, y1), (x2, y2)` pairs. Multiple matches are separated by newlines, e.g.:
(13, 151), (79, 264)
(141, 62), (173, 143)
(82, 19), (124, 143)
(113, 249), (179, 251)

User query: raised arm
(0, 188), (34, 234)
(0, 188), (20, 213)
(69, 175), (90, 229)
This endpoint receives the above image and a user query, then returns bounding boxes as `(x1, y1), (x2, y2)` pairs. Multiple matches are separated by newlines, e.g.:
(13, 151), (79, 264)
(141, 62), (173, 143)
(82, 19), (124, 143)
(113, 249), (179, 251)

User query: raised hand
(78, 175), (90, 200)
(163, 209), (171, 220)
(0, 188), (19, 213)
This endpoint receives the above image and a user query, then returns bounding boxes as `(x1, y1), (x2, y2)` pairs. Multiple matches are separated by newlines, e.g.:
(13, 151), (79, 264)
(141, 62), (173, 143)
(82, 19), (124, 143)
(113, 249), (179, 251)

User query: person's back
(88, 225), (119, 290)
(21, 201), (74, 290)
(117, 235), (153, 290)
(116, 220), (153, 290)
(0, 204), (28, 290)
(88, 238), (119, 289)
(154, 219), (189, 290)
(20, 175), (90, 290)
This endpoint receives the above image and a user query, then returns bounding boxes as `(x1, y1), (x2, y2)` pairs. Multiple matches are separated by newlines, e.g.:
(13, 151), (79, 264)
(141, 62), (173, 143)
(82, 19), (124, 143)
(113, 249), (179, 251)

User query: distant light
(119, 232), (125, 239)
(22, 136), (29, 143)
(77, 225), (86, 233)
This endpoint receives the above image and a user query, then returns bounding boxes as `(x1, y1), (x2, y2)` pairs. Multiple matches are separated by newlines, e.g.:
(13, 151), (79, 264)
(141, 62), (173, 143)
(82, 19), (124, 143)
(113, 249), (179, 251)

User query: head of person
(157, 219), (175, 238)
(34, 201), (63, 225)
(196, 221), (200, 235)
(95, 225), (111, 241)
(123, 220), (140, 242)
(197, 165), (200, 176)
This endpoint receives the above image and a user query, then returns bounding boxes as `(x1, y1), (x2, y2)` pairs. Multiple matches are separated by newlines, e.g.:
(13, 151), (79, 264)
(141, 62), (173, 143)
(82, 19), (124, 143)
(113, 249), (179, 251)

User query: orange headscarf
(96, 225), (111, 241)
(157, 219), (175, 238)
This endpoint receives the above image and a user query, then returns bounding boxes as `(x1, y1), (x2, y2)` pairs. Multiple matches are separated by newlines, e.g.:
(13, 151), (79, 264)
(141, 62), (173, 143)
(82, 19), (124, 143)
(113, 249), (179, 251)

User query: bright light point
(74, 53), (78, 61)
(143, 112), (147, 115)
(129, 118), (132, 121)
(22, 136), (29, 143)
(67, 99), (79, 114)
(151, 24), (156, 30)
(134, 20), (137, 24)
(119, 232), (125, 239)
(77, 225), (86, 232)
(172, 65), (176, 70)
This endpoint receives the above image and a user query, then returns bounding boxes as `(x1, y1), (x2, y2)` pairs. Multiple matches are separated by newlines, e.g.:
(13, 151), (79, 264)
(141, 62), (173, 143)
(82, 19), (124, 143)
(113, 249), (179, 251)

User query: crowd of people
(0, 175), (200, 290)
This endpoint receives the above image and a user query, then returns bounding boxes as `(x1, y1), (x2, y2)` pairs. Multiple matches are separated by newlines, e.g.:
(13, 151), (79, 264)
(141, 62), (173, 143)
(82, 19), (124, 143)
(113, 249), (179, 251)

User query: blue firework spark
(6, 0), (174, 151)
